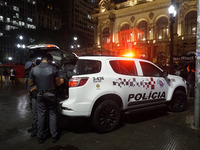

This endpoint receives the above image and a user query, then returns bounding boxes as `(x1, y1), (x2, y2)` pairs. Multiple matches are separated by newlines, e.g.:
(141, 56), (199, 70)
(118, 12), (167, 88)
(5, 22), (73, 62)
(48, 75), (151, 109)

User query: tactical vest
(32, 62), (57, 90)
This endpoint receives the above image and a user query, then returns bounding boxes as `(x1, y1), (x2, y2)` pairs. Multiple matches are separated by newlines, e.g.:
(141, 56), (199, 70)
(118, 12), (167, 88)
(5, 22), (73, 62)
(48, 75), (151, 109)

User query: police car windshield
(74, 59), (101, 75)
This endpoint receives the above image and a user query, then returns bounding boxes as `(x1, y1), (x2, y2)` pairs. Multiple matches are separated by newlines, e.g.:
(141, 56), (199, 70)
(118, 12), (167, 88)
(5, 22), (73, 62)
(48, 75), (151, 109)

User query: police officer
(25, 61), (38, 136)
(29, 53), (64, 143)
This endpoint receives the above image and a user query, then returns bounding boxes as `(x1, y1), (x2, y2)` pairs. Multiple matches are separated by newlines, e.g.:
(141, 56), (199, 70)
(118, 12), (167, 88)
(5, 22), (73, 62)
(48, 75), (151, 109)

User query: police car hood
(167, 74), (185, 83)
(168, 74), (182, 79)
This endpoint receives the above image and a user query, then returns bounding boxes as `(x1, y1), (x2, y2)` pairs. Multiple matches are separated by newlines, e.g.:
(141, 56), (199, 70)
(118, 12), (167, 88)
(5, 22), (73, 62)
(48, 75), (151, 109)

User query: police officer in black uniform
(25, 61), (38, 137)
(29, 53), (64, 143)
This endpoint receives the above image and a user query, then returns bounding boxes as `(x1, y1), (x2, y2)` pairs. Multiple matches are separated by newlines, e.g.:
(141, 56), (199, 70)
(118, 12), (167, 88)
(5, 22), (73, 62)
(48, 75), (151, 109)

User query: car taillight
(69, 77), (89, 87)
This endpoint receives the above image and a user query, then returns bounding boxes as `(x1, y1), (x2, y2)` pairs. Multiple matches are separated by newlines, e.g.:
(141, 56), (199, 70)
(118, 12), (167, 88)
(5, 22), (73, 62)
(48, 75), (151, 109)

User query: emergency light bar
(122, 53), (135, 58)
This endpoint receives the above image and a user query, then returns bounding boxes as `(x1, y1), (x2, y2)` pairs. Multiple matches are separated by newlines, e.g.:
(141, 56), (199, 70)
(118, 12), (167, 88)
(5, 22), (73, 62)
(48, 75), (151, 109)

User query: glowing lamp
(123, 53), (135, 58)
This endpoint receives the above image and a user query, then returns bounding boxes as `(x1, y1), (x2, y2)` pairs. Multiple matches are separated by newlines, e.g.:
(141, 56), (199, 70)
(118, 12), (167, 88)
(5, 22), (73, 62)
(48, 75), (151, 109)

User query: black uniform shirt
(29, 62), (61, 90)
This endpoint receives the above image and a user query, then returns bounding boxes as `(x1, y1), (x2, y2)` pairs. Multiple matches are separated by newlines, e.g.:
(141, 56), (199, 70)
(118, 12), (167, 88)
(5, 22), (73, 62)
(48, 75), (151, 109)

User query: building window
(87, 14), (92, 20)
(0, 16), (3, 21)
(21, 22), (25, 26)
(13, 6), (19, 11)
(5, 25), (11, 31)
(156, 17), (168, 40)
(16, 13), (19, 18)
(119, 24), (131, 43)
(19, 21), (22, 26)
(13, 20), (18, 26)
(27, 17), (33, 22)
(185, 11), (197, 35)
(137, 20), (147, 41)
(27, 23), (36, 29)
(102, 27), (110, 44)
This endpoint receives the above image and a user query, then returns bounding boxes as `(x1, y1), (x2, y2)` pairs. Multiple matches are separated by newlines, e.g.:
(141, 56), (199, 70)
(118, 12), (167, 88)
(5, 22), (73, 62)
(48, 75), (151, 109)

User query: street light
(168, 4), (177, 74)
(16, 44), (26, 49)
(8, 57), (12, 61)
(19, 35), (23, 40)
(74, 36), (78, 41)
(71, 36), (80, 51)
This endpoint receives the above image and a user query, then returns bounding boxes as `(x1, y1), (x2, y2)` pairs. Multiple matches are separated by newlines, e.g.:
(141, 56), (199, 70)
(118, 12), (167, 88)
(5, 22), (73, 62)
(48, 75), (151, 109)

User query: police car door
(138, 60), (168, 103)
(109, 59), (145, 108)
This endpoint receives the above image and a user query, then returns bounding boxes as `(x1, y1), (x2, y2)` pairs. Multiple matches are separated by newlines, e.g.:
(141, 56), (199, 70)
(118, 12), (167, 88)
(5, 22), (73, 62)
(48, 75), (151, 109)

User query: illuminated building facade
(92, 0), (197, 66)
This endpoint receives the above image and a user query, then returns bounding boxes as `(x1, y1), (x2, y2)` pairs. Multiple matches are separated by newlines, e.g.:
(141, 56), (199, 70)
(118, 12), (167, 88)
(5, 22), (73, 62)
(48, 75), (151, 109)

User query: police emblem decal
(96, 84), (100, 89)
(158, 79), (165, 87)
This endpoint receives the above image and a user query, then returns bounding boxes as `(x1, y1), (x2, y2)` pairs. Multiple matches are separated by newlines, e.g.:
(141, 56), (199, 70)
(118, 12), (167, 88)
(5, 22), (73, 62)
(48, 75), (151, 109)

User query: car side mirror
(162, 71), (168, 78)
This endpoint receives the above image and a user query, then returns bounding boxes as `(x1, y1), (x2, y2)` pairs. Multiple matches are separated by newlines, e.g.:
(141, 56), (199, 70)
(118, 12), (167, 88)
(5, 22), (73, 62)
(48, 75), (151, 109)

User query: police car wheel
(168, 90), (187, 112)
(92, 100), (120, 133)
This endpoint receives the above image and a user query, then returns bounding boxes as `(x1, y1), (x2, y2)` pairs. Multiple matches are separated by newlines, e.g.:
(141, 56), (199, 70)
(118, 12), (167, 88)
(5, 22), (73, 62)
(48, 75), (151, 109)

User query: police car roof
(79, 54), (143, 60)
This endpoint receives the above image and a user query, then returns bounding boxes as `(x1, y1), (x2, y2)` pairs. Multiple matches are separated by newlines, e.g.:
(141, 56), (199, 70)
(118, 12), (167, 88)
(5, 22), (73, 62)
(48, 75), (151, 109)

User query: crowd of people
(0, 67), (16, 87)
(160, 62), (195, 97)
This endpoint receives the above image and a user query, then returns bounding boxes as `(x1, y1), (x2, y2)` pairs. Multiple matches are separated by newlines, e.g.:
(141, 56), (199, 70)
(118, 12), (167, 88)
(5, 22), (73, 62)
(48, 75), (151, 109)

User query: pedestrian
(187, 63), (195, 97)
(3, 68), (10, 87)
(25, 62), (34, 87)
(29, 53), (64, 143)
(0, 67), (3, 84)
(10, 68), (16, 86)
(25, 61), (38, 137)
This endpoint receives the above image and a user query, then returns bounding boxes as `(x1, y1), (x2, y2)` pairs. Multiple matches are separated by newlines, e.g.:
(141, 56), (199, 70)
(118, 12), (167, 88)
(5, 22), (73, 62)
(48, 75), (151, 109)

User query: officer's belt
(37, 89), (55, 94)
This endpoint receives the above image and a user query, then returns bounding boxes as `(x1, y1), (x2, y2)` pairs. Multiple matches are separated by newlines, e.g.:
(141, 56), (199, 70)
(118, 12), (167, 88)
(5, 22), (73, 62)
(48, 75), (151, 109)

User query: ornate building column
(97, 23), (102, 49)
(93, 17), (99, 48)
(109, 12), (115, 54)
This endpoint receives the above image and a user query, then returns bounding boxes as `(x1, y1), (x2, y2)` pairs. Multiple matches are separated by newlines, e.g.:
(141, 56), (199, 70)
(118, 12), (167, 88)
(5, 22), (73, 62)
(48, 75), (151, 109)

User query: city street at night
(0, 83), (200, 150)
(0, 0), (199, 149)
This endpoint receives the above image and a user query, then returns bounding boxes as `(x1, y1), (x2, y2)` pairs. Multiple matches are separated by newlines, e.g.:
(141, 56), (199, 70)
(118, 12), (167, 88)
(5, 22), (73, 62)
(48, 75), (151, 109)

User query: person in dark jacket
(25, 61), (38, 137)
(187, 63), (195, 97)
(3, 68), (10, 87)
(29, 53), (64, 143)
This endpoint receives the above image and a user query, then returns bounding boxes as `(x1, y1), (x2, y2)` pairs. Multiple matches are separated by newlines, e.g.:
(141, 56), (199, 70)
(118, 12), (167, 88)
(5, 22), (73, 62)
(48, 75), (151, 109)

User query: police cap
(25, 61), (33, 69)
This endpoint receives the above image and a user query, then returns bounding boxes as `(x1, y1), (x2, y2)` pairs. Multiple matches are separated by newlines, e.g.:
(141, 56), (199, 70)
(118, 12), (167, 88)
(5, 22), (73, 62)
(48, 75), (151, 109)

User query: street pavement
(0, 83), (200, 150)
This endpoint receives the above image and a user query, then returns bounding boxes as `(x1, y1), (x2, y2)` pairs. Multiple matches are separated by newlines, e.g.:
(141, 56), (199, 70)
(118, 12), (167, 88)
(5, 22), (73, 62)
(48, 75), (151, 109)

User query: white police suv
(60, 55), (187, 133)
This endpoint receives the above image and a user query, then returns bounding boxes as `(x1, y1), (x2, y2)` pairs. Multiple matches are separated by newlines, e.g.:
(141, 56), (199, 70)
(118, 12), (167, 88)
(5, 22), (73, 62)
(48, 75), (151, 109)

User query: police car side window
(75, 60), (101, 75)
(140, 61), (162, 77)
(110, 60), (137, 76)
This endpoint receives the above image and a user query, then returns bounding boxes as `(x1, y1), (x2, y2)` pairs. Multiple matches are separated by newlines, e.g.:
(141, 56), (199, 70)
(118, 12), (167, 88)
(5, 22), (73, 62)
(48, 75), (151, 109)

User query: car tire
(92, 100), (121, 133)
(168, 90), (187, 112)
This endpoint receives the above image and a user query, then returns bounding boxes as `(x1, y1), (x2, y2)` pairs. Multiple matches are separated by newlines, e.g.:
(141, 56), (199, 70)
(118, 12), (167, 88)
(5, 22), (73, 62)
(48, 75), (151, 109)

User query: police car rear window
(74, 59), (101, 75)
(110, 60), (137, 76)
